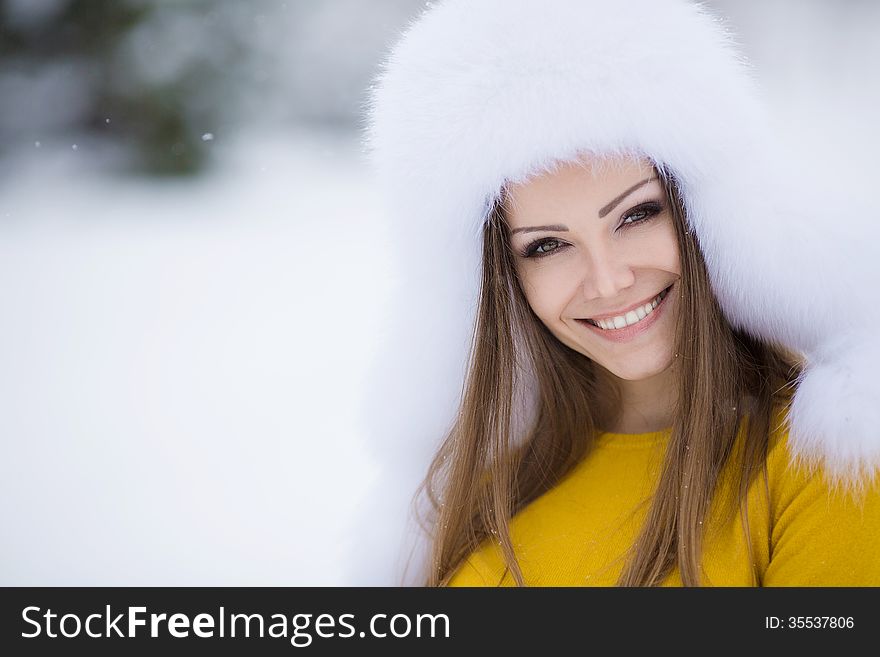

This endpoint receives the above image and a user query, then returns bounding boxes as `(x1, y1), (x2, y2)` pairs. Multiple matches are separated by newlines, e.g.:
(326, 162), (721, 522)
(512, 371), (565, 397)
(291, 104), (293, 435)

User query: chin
(599, 351), (676, 382)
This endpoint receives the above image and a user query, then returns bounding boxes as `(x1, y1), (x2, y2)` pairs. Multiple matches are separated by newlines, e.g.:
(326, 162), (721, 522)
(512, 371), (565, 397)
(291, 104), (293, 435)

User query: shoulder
(764, 404), (878, 507)
(759, 404), (880, 585)
(444, 543), (510, 587)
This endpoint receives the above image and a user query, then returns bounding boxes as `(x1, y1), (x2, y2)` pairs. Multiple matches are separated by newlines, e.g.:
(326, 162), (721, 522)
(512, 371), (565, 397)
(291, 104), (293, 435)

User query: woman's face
(505, 155), (681, 382)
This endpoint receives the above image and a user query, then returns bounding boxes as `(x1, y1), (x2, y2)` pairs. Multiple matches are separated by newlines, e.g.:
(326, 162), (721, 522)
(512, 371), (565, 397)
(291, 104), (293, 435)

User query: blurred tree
(0, 0), (252, 176)
(0, 0), (428, 178)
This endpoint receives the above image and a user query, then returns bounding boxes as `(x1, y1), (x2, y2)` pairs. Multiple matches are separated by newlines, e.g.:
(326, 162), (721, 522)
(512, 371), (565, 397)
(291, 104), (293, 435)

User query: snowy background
(1, 0), (877, 585)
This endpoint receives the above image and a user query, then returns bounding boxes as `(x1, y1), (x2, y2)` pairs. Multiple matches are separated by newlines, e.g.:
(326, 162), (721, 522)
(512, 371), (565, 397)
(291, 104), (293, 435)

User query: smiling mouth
(582, 284), (673, 330)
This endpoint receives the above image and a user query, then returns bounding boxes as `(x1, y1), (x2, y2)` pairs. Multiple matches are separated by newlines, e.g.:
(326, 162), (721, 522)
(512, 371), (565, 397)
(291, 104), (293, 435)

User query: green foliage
(0, 0), (228, 176)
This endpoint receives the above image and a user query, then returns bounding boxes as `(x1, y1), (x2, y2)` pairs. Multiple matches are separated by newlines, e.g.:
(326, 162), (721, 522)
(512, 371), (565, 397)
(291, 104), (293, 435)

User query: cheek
(518, 268), (574, 322)
(652, 221), (681, 274)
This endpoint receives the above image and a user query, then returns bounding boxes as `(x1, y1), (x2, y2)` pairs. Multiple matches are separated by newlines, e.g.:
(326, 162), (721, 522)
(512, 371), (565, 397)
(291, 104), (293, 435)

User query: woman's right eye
(522, 238), (565, 258)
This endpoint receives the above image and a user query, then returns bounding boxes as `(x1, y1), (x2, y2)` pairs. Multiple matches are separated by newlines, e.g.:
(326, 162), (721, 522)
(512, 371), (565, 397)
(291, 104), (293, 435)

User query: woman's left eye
(619, 201), (663, 228)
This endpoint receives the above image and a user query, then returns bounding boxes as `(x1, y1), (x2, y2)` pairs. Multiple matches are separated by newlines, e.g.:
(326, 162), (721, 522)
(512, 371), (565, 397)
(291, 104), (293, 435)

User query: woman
(438, 154), (878, 587)
(359, 0), (880, 586)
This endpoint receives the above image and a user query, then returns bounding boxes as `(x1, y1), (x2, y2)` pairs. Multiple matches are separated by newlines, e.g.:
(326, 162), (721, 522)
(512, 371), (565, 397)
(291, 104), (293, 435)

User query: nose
(580, 244), (636, 300)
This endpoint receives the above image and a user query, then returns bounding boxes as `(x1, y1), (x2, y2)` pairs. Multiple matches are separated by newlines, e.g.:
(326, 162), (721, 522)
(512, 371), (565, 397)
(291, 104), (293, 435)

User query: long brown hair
(415, 162), (804, 587)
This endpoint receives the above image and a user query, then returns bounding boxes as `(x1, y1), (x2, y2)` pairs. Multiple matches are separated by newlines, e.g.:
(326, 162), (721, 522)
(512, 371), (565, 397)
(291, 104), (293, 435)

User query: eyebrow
(509, 175), (659, 235)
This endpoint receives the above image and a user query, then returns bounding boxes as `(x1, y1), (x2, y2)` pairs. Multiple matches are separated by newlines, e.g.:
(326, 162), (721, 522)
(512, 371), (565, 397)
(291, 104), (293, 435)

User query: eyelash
(519, 201), (665, 259)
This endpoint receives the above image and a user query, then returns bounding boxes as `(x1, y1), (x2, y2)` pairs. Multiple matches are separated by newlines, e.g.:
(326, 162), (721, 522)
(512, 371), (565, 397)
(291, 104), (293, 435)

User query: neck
(596, 360), (679, 434)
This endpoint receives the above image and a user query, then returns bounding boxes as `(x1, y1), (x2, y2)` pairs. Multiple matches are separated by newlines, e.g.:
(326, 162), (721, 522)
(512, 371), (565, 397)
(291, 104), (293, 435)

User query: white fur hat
(350, 0), (880, 585)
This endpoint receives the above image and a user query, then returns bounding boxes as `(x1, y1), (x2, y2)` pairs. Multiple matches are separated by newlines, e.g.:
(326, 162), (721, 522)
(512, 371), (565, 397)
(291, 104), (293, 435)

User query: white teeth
(589, 288), (667, 330)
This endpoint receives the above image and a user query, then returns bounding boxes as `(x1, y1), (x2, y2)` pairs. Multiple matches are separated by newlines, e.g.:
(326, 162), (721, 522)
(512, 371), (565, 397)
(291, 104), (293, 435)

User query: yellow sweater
(446, 409), (880, 586)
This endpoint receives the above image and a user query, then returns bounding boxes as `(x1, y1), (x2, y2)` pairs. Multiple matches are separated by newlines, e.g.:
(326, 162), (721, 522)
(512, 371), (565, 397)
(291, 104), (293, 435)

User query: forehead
(503, 154), (658, 224)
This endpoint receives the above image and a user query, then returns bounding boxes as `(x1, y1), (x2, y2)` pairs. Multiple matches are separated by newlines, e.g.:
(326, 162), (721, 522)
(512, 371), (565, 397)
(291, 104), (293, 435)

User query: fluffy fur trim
(349, 0), (880, 585)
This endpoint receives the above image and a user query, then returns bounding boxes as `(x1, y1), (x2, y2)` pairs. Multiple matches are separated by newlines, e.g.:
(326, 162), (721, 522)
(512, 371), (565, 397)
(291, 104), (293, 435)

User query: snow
(0, 130), (389, 584)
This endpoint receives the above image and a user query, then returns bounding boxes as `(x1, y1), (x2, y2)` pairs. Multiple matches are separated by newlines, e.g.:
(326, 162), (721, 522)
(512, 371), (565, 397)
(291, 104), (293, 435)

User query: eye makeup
(517, 200), (666, 259)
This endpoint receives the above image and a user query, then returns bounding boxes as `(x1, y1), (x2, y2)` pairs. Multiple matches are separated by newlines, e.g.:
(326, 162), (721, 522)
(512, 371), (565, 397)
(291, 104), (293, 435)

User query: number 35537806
(765, 616), (854, 629)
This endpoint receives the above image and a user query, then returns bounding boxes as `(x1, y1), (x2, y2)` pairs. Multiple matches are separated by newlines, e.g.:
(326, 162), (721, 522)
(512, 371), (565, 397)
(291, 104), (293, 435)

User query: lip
(587, 287), (668, 321)
(575, 283), (674, 343)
